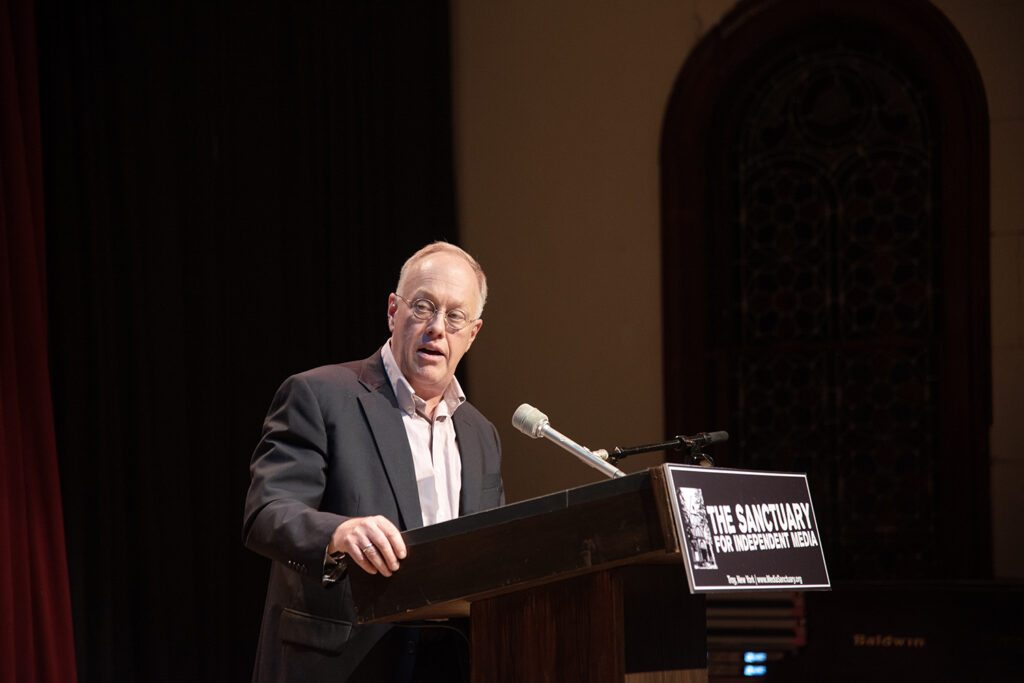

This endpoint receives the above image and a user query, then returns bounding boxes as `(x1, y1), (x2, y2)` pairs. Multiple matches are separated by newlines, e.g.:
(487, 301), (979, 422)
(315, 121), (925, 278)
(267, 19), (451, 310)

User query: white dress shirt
(381, 341), (464, 526)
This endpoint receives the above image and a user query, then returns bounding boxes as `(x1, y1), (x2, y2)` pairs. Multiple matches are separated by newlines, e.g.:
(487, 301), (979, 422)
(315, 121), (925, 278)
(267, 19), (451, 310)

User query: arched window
(661, 0), (990, 579)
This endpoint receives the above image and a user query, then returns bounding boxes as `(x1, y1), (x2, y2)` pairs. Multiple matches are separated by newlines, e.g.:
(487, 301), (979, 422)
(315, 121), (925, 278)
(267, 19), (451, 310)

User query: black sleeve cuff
(322, 549), (348, 587)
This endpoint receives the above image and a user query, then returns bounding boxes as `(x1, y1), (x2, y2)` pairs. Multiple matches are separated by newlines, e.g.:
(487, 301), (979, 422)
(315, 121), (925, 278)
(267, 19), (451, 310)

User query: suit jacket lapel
(454, 411), (483, 516)
(356, 352), (424, 530)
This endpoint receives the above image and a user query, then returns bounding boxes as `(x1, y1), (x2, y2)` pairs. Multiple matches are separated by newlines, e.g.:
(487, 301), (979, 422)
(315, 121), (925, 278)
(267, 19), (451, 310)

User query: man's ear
(387, 294), (398, 332)
(464, 318), (483, 349)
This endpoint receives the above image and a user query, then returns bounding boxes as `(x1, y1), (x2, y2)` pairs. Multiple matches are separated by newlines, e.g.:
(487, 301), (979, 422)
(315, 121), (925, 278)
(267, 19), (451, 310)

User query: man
(243, 242), (504, 682)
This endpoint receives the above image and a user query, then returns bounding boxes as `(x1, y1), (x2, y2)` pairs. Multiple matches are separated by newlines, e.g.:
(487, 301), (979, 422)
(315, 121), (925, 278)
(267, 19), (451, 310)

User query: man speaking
(243, 242), (504, 682)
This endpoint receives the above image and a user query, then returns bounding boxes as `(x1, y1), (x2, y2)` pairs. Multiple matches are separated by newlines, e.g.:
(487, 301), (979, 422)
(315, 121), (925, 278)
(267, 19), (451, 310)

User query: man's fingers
(385, 524), (407, 560)
(332, 516), (405, 576)
(365, 517), (402, 571)
(358, 541), (390, 577)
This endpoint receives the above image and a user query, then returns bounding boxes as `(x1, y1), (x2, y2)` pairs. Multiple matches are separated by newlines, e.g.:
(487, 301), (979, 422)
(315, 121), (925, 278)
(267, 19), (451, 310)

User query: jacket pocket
(279, 607), (353, 654)
(480, 472), (504, 507)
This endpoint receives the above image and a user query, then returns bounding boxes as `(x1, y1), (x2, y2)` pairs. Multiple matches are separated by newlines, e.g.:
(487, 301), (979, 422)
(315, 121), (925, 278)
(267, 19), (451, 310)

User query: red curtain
(0, 0), (79, 680)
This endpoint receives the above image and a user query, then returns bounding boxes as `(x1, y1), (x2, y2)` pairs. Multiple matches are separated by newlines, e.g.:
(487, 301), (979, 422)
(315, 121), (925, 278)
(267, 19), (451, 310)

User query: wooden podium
(350, 468), (707, 682)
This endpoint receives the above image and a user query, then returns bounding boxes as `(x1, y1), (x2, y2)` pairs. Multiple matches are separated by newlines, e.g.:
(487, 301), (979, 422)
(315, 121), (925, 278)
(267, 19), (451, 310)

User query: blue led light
(744, 664), (767, 677)
(744, 651), (767, 663)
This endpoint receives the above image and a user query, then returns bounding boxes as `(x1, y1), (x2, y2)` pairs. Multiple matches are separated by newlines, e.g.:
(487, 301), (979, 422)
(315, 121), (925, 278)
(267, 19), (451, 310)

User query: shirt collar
(381, 340), (466, 418)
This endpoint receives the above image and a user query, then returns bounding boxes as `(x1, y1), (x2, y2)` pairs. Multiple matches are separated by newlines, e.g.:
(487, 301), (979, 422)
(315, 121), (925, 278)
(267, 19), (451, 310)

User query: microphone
(512, 404), (626, 479)
(682, 431), (729, 449)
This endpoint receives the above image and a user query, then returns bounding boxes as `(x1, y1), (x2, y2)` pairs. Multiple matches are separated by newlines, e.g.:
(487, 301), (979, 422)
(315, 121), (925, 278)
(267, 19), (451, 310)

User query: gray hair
(396, 241), (488, 318)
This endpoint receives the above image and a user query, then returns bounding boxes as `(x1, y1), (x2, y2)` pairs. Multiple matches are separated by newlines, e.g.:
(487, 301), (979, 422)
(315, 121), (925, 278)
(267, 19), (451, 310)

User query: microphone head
(706, 431), (729, 445)
(679, 430), (730, 448)
(512, 403), (549, 438)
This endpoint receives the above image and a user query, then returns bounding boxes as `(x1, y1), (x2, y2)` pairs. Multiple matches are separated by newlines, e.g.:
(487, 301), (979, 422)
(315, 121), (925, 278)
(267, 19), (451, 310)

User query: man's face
(388, 251), (483, 400)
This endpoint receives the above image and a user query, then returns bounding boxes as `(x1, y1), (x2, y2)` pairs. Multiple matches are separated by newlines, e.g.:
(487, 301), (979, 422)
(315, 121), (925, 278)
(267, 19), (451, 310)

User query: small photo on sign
(677, 487), (718, 570)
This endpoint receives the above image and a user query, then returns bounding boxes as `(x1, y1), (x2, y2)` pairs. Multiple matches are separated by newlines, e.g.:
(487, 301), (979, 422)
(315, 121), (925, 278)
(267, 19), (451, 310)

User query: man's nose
(424, 311), (446, 336)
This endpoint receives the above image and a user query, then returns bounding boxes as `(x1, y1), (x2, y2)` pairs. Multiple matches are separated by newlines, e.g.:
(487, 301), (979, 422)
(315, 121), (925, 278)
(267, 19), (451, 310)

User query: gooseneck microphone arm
(512, 404), (626, 479)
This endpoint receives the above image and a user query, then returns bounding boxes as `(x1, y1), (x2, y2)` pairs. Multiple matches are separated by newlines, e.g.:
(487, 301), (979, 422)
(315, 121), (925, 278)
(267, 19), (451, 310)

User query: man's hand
(328, 516), (407, 577)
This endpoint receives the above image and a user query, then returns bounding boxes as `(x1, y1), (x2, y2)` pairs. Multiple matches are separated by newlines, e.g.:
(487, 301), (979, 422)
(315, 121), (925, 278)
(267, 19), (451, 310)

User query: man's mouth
(418, 347), (445, 358)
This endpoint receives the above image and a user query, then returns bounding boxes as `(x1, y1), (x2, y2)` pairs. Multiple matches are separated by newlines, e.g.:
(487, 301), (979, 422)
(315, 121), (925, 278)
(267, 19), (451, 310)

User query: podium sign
(664, 463), (831, 592)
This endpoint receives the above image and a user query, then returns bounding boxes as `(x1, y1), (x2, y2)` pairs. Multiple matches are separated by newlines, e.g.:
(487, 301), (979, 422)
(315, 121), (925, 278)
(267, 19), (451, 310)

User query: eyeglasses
(393, 293), (477, 331)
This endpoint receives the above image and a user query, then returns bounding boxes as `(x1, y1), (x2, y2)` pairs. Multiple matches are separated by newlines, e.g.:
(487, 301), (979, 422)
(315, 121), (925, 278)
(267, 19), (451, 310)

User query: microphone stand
(600, 436), (719, 467)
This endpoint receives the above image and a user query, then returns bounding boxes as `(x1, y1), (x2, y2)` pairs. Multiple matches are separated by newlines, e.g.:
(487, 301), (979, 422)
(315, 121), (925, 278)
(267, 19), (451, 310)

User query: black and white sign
(664, 463), (830, 593)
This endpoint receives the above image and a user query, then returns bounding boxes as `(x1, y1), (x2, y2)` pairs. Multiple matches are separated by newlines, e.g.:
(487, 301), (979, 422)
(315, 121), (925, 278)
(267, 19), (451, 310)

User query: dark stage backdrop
(36, 2), (459, 681)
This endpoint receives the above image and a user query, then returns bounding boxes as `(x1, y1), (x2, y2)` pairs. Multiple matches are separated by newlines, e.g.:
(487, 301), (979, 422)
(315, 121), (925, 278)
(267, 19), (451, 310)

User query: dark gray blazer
(243, 351), (504, 683)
